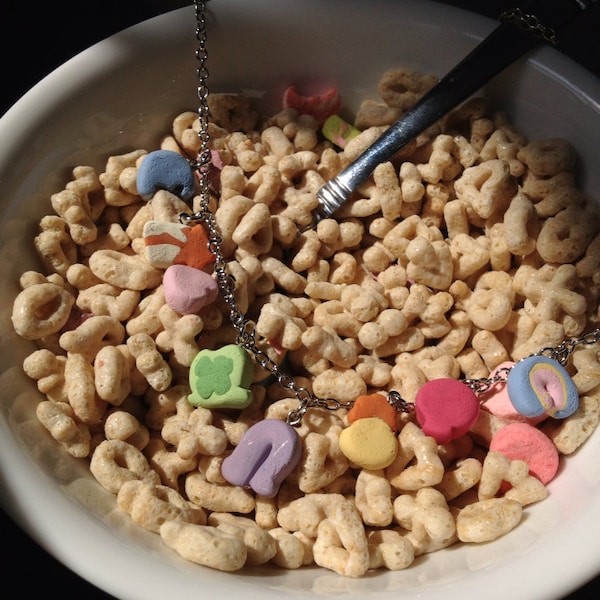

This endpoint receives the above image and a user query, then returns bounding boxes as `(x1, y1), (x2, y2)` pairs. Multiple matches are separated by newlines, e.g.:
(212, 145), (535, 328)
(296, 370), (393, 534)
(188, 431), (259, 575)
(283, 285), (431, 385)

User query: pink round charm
(490, 422), (559, 484)
(479, 361), (546, 426)
(163, 264), (218, 315)
(415, 378), (479, 444)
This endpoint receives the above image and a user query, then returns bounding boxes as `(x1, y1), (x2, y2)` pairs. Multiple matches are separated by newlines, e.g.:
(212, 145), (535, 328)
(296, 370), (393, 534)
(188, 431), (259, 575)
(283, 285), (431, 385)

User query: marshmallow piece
(322, 115), (361, 148)
(175, 224), (215, 270)
(221, 419), (302, 497)
(415, 378), (479, 445)
(163, 264), (218, 315)
(282, 85), (341, 123)
(143, 221), (215, 271)
(507, 355), (579, 419)
(137, 150), (196, 201)
(489, 422), (559, 484)
(143, 221), (189, 268)
(479, 361), (546, 425)
(339, 417), (398, 470)
(188, 344), (254, 410)
(347, 393), (398, 432)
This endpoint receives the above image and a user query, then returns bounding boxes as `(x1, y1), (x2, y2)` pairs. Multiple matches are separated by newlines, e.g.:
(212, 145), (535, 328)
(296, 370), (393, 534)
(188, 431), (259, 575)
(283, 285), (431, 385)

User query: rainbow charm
(506, 355), (579, 419)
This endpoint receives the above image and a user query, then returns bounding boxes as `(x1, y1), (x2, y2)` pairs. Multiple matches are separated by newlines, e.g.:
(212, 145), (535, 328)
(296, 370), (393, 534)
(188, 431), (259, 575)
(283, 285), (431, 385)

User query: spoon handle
(313, 0), (598, 226)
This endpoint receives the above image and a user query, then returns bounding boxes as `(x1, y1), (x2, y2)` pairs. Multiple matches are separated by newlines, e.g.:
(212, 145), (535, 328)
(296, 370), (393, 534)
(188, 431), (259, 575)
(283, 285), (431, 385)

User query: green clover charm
(188, 344), (254, 409)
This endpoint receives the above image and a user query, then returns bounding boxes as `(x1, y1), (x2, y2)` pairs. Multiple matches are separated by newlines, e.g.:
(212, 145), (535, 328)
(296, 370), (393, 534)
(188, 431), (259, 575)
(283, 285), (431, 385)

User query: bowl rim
(1, 2), (600, 599)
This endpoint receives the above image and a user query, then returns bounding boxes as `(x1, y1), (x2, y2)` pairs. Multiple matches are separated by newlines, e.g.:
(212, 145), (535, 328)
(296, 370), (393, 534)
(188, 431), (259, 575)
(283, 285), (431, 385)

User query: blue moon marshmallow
(506, 355), (579, 419)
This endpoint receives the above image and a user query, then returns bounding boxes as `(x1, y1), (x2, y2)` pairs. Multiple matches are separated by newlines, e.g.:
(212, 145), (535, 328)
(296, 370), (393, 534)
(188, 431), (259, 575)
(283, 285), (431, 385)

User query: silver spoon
(313, 0), (598, 226)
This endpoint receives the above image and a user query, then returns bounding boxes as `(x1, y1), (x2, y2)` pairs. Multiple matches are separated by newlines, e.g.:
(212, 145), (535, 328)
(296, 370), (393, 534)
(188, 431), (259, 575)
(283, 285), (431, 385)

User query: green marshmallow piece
(188, 344), (254, 409)
(322, 115), (361, 148)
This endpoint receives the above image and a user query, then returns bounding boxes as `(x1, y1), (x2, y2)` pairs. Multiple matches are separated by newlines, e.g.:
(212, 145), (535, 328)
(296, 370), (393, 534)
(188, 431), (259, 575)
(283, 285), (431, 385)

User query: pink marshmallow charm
(163, 264), (218, 315)
(489, 422), (559, 484)
(479, 361), (546, 425)
(221, 419), (302, 497)
(282, 85), (342, 123)
(415, 378), (479, 444)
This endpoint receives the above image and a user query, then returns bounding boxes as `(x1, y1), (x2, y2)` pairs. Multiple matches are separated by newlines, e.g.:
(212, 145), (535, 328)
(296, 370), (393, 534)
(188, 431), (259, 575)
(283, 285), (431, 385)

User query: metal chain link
(499, 7), (559, 45)
(186, 0), (355, 427)
(463, 328), (600, 395)
(191, 0), (212, 209)
(186, 0), (598, 423)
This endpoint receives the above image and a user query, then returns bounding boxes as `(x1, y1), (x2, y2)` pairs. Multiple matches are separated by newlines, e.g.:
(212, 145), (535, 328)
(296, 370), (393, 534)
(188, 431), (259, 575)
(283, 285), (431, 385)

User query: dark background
(1, 1), (599, 598)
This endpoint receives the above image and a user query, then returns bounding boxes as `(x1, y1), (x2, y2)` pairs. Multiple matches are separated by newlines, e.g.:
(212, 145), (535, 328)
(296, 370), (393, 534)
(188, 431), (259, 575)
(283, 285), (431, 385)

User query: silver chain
(463, 328), (600, 395)
(185, 0), (597, 422)
(185, 0), (354, 426)
(499, 7), (559, 46)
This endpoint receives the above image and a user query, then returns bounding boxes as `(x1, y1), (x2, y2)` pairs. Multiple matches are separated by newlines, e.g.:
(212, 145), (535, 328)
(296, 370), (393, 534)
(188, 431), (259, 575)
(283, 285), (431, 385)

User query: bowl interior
(1, 1), (600, 599)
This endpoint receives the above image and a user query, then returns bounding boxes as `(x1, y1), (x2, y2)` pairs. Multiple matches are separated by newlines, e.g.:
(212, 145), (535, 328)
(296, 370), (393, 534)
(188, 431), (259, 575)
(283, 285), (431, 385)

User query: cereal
(392, 487), (457, 555)
(367, 528), (414, 571)
(160, 520), (248, 571)
(90, 439), (160, 494)
(65, 352), (107, 424)
(145, 438), (198, 489)
(33, 216), (78, 276)
(104, 410), (149, 449)
(23, 349), (69, 403)
(117, 479), (206, 533)
(268, 527), (307, 569)
(456, 497), (522, 543)
(355, 469), (394, 526)
(50, 165), (103, 245)
(60, 315), (125, 362)
(207, 512), (277, 565)
(11, 280), (75, 340)
(89, 249), (162, 290)
(94, 345), (131, 404)
(36, 400), (91, 458)
(386, 421), (444, 491)
(12, 64), (600, 578)
(126, 332), (172, 392)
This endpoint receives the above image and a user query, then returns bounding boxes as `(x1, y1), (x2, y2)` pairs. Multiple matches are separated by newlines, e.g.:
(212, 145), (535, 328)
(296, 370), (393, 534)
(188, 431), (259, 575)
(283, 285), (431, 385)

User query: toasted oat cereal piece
(392, 487), (457, 555)
(65, 352), (107, 424)
(160, 520), (247, 572)
(89, 249), (163, 291)
(94, 345), (132, 404)
(185, 472), (255, 514)
(145, 438), (198, 489)
(23, 349), (69, 404)
(34, 216), (78, 276)
(386, 421), (444, 491)
(377, 67), (437, 110)
(355, 469), (394, 526)
(367, 529), (415, 571)
(60, 315), (125, 363)
(268, 527), (306, 569)
(456, 497), (522, 543)
(11, 281), (75, 340)
(117, 479), (206, 533)
(36, 400), (91, 458)
(541, 392), (600, 454)
(90, 439), (160, 494)
(478, 450), (548, 506)
(51, 165), (103, 245)
(208, 512), (277, 566)
(311, 498), (370, 577)
(435, 457), (482, 501)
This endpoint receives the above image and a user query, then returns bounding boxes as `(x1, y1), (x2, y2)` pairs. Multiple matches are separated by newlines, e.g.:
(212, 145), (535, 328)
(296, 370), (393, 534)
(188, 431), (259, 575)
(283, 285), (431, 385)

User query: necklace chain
(499, 7), (559, 46)
(186, 0), (344, 426)
(186, 0), (600, 424)
(463, 328), (600, 395)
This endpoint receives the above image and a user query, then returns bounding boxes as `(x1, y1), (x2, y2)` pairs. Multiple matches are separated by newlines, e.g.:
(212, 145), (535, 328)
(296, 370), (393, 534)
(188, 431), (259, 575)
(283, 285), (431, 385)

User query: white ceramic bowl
(1, 1), (600, 599)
